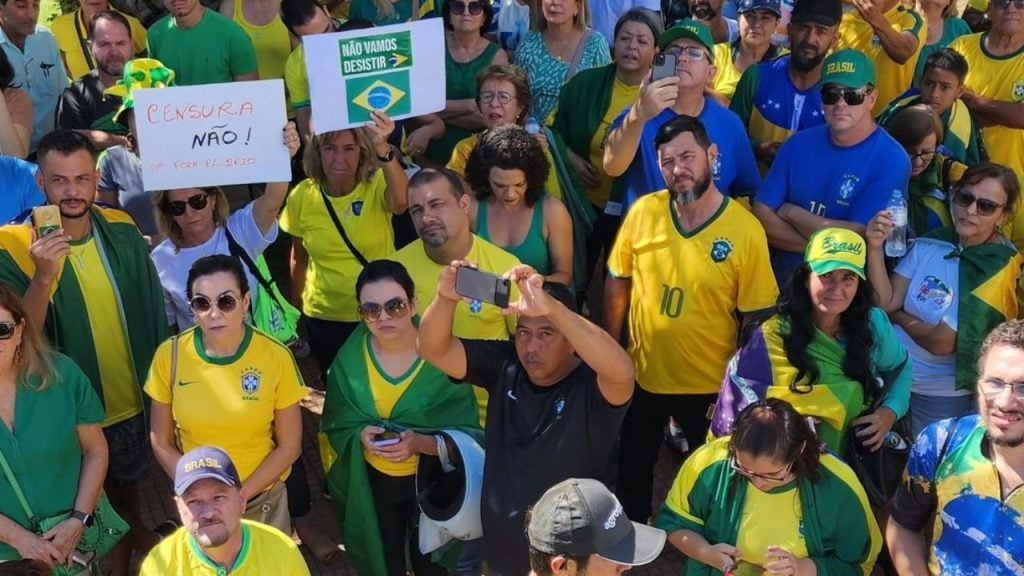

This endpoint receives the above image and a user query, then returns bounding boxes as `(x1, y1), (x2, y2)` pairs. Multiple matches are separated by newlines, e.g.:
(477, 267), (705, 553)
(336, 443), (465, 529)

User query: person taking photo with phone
(418, 262), (635, 576)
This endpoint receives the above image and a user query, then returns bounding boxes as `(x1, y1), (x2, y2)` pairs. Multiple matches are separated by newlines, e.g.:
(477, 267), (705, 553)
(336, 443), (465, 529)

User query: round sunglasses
(190, 293), (239, 314)
(167, 193), (210, 217)
(358, 297), (411, 322)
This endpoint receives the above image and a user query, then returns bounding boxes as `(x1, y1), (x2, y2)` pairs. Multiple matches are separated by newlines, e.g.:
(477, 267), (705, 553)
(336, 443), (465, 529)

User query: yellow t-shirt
(837, 5), (925, 116)
(712, 42), (744, 101)
(231, 0), (291, 82)
(140, 521), (311, 576)
(448, 134), (563, 201)
(279, 173), (395, 321)
(144, 326), (307, 483)
(735, 483), (809, 571)
(587, 76), (640, 208)
(607, 193), (778, 394)
(392, 236), (520, 425)
(363, 338), (423, 476)
(284, 44), (310, 109)
(51, 9), (148, 80)
(68, 235), (141, 426)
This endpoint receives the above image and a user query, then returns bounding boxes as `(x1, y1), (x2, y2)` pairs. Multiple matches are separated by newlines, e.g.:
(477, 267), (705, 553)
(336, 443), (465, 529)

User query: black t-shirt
(57, 71), (125, 134)
(461, 338), (629, 576)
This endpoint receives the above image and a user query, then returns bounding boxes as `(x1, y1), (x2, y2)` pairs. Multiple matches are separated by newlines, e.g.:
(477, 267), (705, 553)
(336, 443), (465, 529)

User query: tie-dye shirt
(891, 415), (1024, 575)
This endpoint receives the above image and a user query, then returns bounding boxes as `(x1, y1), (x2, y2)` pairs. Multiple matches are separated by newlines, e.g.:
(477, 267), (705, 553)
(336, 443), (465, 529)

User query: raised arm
(252, 122), (300, 235)
(417, 262), (469, 379)
(853, 0), (920, 64)
(603, 77), (678, 177)
(364, 110), (409, 214)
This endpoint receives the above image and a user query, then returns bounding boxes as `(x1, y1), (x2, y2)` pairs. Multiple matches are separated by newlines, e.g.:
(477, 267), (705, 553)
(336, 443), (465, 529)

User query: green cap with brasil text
(104, 58), (176, 127)
(658, 19), (715, 58)
(804, 228), (866, 279)
(821, 49), (876, 89)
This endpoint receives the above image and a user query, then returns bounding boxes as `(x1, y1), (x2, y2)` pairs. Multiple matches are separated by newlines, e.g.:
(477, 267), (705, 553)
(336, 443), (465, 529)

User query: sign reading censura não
(304, 19), (445, 133)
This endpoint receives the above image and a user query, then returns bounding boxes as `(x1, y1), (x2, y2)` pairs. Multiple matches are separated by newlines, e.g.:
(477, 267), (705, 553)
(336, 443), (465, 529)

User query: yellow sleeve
(285, 48), (311, 108)
(737, 219), (779, 313)
(447, 138), (473, 176)
(663, 440), (729, 526)
(278, 180), (307, 235)
(274, 343), (308, 410)
(143, 339), (173, 404)
(607, 204), (638, 278)
(367, 170), (389, 213)
(128, 15), (148, 56)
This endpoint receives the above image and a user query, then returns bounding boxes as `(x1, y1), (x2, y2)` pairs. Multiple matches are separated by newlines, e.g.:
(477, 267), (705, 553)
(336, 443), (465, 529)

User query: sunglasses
(166, 193), (210, 217)
(821, 86), (872, 106)
(190, 294), (239, 314)
(664, 46), (709, 62)
(0, 321), (17, 340)
(450, 1), (484, 15)
(729, 454), (794, 482)
(358, 297), (411, 322)
(992, 0), (1024, 9)
(953, 189), (1004, 216)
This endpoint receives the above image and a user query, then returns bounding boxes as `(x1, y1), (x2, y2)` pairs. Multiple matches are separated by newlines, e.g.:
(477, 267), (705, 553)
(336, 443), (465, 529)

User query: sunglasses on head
(167, 193), (210, 217)
(450, 1), (484, 14)
(358, 297), (411, 322)
(821, 86), (871, 106)
(953, 189), (1004, 216)
(190, 294), (238, 314)
(0, 321), (18, 340)
(992, 0), (1024, 9)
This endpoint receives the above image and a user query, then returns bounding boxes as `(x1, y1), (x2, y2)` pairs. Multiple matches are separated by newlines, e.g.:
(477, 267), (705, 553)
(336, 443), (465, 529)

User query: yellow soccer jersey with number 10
(608, 193), (778, 395)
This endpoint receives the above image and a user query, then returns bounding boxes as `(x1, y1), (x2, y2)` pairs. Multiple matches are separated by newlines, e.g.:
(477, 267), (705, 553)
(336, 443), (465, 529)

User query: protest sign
(304, 19), (446, 133)
(134, 80), (290, 191)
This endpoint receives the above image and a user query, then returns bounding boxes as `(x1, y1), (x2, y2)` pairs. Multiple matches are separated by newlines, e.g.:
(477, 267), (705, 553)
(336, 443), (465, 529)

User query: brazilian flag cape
(877, 91), (986, 166)
(0, 207), (168, 406)
(655, 437), (882, 576)
(904, 154), (966, 236)
(320, 324), (482, 576)
(709, 308), (912, 452)
(924, 229), (1022, 390)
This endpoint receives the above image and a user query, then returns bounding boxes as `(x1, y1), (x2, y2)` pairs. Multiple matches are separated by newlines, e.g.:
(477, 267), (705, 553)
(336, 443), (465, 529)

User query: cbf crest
(711, 237), (733, 263)
(241, 367), (262, 399)
(1013, 80), (1024, 103)
(838, 174), (859, 201)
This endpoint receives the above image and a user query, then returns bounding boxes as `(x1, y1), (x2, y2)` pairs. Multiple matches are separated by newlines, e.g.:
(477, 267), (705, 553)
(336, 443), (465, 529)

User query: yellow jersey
(51, 9), (147, 80)
(608, 192), (778, 394)
(230, 0), (291, 82)
(712, 43), (744, 100)
(279, 174), (396, 321)
(284, 44), (310, 110)
(837, 5), (926, 116)
(140, 521), (311, 576)
(144, 326), (307, 483)
(587, 76), (640, 208)
(363, 337), (424, 476)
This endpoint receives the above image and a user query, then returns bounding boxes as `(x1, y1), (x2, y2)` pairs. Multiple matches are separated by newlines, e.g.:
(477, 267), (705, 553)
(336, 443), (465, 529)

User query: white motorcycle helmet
(416, 429), (486, 553)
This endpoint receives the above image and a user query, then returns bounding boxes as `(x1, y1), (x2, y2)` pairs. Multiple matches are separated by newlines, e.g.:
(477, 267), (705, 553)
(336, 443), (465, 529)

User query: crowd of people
(0, 0), (1022, 573)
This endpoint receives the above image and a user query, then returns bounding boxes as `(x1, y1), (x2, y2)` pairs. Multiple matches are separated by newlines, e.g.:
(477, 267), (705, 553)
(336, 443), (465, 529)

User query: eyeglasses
(358, 297), (411, 322)
(0, 321), (18, 340)
(909, 150), (936, 164)
(167, 193), (210, 217)
(729, 454), (794, 482)
(992, 0), (1024, 9)
(953, 189), (1004, 216)
(450, 1), (484, 15)
(190, 294), (239, 314)
(663, 46), (708, 62)
(479, 91), (514, 105)
(821, 86), (872, 106)
(979, 378), (1024, 399)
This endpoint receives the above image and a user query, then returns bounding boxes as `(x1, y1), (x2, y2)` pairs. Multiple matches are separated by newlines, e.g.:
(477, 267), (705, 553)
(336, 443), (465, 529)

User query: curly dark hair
(464, 125), (549, 207)
(777, 264), (876, 394)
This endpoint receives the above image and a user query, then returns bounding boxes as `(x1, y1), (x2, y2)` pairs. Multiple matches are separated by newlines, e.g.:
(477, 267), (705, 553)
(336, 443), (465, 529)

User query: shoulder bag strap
(0, 446), (37, 523)
(223, 227), (279, 299)
(319, 184), (370, 267)
(169, 335), (179, 393)
(564, 29), (593, 82)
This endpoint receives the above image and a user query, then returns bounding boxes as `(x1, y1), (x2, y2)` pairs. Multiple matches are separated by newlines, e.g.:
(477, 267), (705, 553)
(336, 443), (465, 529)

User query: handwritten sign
(133, 80), (289, 191)
(305, 19), (445, 134)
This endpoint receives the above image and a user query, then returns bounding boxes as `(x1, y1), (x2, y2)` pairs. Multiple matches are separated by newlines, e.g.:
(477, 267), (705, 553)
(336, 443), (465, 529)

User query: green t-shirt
(0, 353), (105, 560)
(147, 8), (259, 86)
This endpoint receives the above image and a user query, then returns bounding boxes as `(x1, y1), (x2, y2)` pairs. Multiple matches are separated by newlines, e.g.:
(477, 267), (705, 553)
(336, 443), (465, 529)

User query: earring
(14, 344), (22, 365)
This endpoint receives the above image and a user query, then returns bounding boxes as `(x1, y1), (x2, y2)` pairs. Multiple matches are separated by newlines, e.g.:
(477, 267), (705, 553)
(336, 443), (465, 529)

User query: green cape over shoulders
(321, 324), (482, 576)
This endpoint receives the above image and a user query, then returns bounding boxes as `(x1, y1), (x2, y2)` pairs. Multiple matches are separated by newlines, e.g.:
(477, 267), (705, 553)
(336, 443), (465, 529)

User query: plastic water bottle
(885, 190), (908, 258)
(525, 117), (540, 135)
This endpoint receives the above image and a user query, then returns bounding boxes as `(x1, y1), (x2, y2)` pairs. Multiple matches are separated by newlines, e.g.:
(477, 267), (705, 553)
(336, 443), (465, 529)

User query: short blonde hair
(152, 187), (230, 251)
(303, 128), (380, 186)
(0, 283), (56, 391)
(537, 0), (592, 30)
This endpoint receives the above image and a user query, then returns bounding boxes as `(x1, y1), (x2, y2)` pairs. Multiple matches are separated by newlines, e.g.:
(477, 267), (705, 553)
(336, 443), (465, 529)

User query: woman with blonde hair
(280, 110), (409, 373)
(0, 284), (109, 569)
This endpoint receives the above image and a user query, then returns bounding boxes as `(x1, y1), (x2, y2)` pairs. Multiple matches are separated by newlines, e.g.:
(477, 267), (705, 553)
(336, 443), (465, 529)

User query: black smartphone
(455, 267), (511, 309)
(373, 431), (401, 447)
(650, 52), (679, 82)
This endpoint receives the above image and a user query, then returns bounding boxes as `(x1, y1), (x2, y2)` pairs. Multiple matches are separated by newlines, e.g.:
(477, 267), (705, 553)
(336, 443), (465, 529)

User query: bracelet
(376, 146), (395, 163)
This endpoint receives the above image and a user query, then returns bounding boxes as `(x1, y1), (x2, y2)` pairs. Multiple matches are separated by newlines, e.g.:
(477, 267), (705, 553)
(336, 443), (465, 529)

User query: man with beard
(753, 49), (909, 284)
(604, 115), (777, 522)
(688, 0), (739, 43)
(604, 19), (760, 216)
(56, 11), (136, 150)
(729, 0), (840, 170)
(140, 446), (311, 575)
(0, 129), (168, 576)
(147, 0), (257, 86)
(888, 319), (1024, 574)
(51, 0), (147, 80)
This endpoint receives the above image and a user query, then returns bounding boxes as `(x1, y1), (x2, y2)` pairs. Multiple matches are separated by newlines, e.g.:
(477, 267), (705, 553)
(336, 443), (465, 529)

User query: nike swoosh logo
(177, 380), (198, 387)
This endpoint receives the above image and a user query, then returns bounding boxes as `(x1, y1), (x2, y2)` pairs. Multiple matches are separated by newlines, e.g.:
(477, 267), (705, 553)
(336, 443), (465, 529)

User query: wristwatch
(71, 510), (94, 528)
(376, 146), (395, 163)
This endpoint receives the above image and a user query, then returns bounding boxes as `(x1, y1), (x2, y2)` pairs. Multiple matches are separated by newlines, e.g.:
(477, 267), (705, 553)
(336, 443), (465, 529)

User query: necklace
(68, 235), (94, 270)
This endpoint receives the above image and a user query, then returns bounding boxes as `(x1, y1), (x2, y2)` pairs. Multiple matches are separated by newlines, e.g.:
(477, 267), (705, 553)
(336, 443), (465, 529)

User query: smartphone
(373, 431), (401, 447)
(650, 52), (678, 82)
(455, 267), (511, 309)
(31, 205), (61, 237)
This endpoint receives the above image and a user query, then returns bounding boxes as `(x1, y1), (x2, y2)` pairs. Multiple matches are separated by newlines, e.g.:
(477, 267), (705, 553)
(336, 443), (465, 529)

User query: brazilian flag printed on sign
(346, 71), (411, 123)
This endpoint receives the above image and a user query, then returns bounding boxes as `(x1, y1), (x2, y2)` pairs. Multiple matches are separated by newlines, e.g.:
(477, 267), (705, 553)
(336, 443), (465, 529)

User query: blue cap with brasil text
(174, 447), (241, 496)
(804, 228), (866, 279)
(821, 49), (876, 89)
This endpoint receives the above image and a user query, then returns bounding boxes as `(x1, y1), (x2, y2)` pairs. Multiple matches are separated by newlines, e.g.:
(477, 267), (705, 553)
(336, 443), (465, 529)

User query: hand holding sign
(365, 110), (395, 157)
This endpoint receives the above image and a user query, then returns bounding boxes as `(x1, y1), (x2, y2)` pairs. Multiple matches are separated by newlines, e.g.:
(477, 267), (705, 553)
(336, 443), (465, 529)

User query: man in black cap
(527, 478), (667, 575)
(729, 0), (842, 169)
